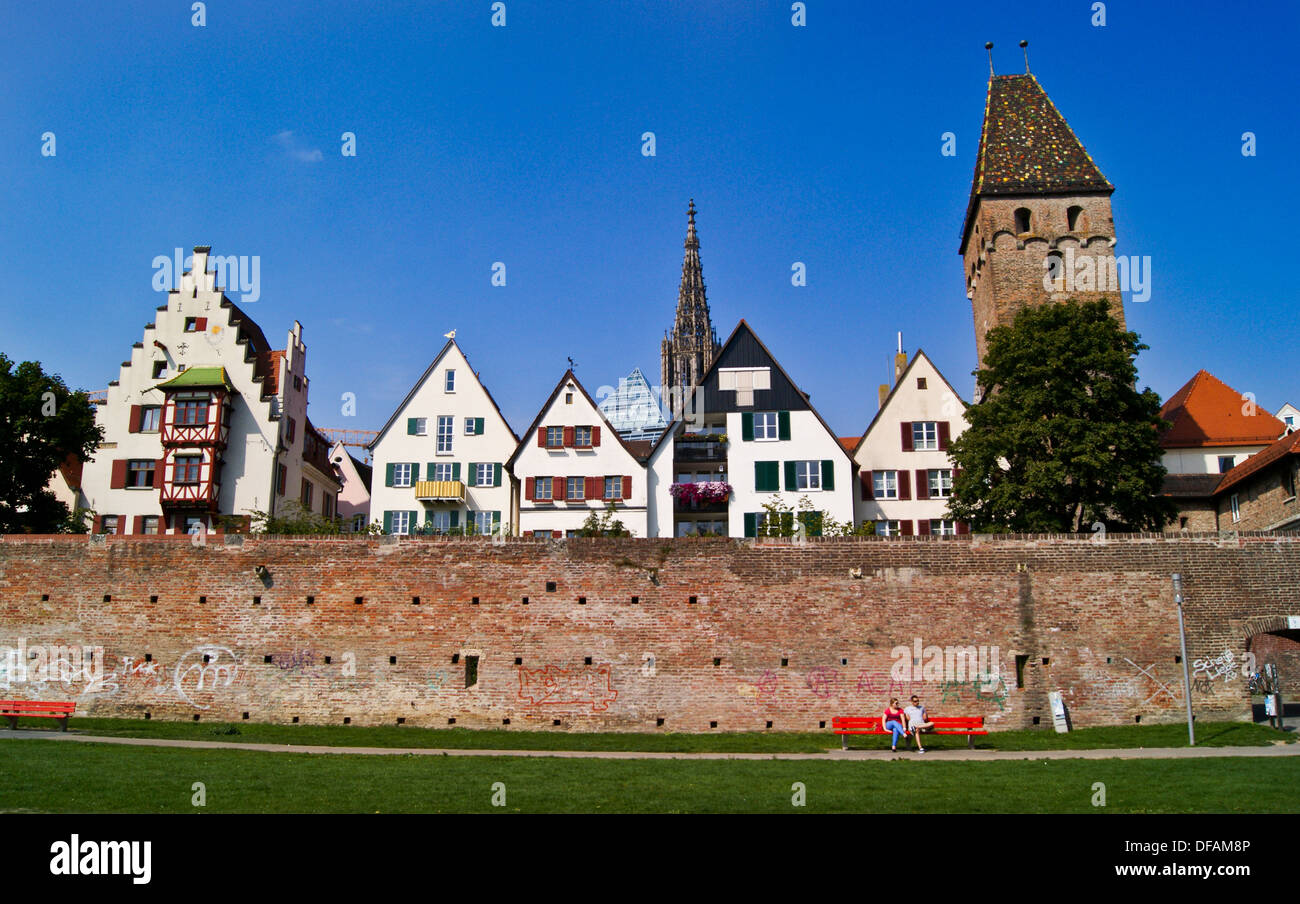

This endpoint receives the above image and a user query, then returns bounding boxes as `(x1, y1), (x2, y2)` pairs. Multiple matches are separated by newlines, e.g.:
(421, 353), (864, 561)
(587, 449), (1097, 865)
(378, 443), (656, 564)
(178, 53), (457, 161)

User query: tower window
(1067, 206), (1084, 232)
(1014, 208), (1031, 234)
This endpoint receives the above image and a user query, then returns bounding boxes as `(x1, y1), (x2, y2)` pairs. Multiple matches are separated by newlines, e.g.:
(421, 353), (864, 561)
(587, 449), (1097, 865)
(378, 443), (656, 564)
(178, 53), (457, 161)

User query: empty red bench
(832, 715), (987, 749)
(0, 700), (76, 731)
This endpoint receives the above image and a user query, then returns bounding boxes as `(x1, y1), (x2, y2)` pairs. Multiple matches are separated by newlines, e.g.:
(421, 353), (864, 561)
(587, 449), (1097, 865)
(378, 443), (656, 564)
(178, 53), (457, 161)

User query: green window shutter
(784, 461), (797, 491)
(385, 463), (395, 487)
(492, 510), (501, 528)
(822, 460), (835, 491)
(450, 510), (460, 528)
(741, 413), (754, 442)
(407, 418), (417, 435)
(475, 417), (485, 435)
(383, 511), (393, 533)
(755, 461), (778, 492)
(466, 463), (477, 487)
(428, 463), (437, 483)
(493, 463), (502, 487)
(425, 510), (436, 526)
(452, 462), (461, 481)
(409, 511), (419, 530)
(778, 411), (791, 441)
(744, 513), (757, 538)
(411, 463), (420, 482)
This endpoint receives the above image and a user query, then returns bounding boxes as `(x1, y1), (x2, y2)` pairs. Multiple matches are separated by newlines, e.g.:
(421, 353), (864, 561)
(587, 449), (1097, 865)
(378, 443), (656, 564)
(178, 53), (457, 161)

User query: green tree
(246, 501), (342, 535)
(0, 354), (103, 533)
(578, 502), (631, 537)
(947, 299), (1175, 533)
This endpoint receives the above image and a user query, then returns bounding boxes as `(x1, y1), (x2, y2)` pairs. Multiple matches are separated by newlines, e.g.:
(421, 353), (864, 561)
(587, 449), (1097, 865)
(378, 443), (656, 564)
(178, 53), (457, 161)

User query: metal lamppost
(1172, 573), (1195, 746)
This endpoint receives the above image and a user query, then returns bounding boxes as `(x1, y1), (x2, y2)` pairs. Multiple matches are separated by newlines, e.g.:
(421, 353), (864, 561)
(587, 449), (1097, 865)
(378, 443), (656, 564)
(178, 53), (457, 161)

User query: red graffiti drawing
(805, 667), (837, 699)
(517, 664), (618, 713)
(756, 669), (779, 697)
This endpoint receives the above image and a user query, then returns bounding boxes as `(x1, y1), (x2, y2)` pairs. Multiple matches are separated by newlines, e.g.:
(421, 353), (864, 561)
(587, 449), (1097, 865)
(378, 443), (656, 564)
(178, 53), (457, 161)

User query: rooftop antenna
(897, 331), (902, 355)
(1020, 40), (1030, 74)
(567, 356), (576, 371)
(985, 41), (994, 77)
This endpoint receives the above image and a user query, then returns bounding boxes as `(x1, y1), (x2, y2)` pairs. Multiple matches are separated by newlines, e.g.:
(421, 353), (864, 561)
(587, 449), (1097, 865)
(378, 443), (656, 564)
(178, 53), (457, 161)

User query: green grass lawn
(10, 715), (1291, 754)
(0, 739), (1295, 813)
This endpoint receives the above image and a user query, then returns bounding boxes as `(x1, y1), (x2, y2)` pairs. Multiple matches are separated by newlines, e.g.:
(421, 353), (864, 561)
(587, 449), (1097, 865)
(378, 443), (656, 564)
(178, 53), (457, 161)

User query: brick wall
(1, 533), (1296, 732)
(1220, 461), (1300, 531)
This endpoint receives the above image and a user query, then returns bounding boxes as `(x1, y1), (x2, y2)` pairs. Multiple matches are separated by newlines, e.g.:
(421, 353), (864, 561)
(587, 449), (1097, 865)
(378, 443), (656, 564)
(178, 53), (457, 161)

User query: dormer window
(1014, 208), (1031, 234)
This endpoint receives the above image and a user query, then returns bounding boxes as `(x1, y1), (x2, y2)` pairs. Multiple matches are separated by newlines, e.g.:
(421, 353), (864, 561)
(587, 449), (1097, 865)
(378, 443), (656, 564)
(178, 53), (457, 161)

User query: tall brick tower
(661, 199), (721, 419)
(961, 66), (1124, 367)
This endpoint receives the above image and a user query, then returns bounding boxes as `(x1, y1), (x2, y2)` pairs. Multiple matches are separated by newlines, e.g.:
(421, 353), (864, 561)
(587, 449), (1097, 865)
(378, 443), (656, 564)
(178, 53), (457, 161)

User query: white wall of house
(726, 409), (855, 535)
(79, 248), (333, 534)
(512, 375), (649, 537)
(369, 341), (517, 535)
(1162, 446), (1269, 476)
(1277, 404), (1300, 436)
(852, 352), (969, 535)
(647, 435), (676, 538)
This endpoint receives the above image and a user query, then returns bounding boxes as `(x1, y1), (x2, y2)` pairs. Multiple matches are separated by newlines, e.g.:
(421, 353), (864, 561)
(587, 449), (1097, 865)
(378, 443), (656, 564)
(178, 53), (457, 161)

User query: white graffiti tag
(1124, 658), (1179, 705)
(1192, 650), (1238, 683)
(173, 645), (239, 709)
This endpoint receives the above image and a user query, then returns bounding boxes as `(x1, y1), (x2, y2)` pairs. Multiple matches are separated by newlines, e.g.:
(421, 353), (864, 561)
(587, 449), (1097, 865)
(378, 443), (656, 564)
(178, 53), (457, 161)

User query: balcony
(673, 434), (728, 464)
(670, 481), (732, 514)
(415, 480), (465, 502)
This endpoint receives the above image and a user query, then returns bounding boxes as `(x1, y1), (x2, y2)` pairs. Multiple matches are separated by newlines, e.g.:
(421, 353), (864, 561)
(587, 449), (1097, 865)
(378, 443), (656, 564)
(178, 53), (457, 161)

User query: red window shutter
(552, 530), (563, 538)
(591, 425), (601, 447)
(553, 476), (564, 500)
(900, 422), (913, 452)
(563, 426), (575, 447)
(92, 515), (103, 533)
(196, 317), (207, 332)
(956, 521), (970, 535)
(110, 459), (128, 489)
(861, 470), (873, 500)
(900, 520), (913, 536)
(132, 515), (144, 535)
(916, 469), (930, 499)
(156, 459), (165, 485)
(538, 427), (547, 447)
(128, 405), (142, 433)
(918, 520), (932, 536)
(938, 421), (951, 451)
(525, 477), (535, 501)
(622, 475), (632, 500)
(585, 476), (600, 499)
(898, 470), (911, 501)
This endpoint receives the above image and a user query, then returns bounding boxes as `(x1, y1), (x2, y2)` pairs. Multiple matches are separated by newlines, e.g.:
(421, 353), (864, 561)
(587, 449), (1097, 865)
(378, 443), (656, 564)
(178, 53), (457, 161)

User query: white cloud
(273, 130), (323, 163)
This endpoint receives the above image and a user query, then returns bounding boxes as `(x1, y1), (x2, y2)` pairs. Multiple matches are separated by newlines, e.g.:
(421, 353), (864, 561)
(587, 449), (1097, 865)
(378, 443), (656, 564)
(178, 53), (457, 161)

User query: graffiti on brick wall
(269, 649), (320, 675)
(938, 674), (1009, 711)
(427, 670), (449, 690)
(1192, 650), (1238, 683)
(81, 654), (166, 698)
(1123, 658), (1179, 705)
(174, 644), (239, 709)
(517, 663), (618, 713)
(804, 667), (838, 699)
(738, 668), (780, 700)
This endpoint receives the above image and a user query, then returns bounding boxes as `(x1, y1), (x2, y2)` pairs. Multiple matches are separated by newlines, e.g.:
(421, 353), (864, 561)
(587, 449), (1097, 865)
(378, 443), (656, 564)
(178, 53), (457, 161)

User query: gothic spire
(661, 199), (721, 419)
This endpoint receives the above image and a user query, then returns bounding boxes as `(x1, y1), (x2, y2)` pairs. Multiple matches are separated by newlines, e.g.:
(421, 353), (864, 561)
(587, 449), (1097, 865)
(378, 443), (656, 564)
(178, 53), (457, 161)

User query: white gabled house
(851, 349), (970, 536)
(647, 320), (855, 538)
(79, 246), (339, 535)
(508, 371), (652, 537)
(368, 339), (518, 535)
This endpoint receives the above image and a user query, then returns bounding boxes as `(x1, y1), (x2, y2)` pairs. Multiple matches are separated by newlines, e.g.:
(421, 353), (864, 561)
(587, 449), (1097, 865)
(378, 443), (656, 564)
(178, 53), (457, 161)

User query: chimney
(894, 332), (907, 385)
(878, 383), (890, 410)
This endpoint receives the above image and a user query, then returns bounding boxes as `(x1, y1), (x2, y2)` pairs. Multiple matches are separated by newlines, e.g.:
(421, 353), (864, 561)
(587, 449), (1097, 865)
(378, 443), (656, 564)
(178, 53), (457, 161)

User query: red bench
(832, 715), (987, 749)
(0, 700), (76, 731)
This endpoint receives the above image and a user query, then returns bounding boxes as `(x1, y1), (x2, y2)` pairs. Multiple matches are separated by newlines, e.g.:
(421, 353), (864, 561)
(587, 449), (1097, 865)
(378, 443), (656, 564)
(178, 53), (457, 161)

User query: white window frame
(912, 421), (939, 451)
(795, 460), (822, 491)
(566, 476), (584, 501)
(432, 463), (454, 482)
(604, 476), (623, 500)
(876, 520), (901, 536)
(412, 417), (428, 436)
(546, 426), (564, 448)
(574, 426), (593, 447)
(471, 511), (494, 535)
(393, 463), (413, 487)
(535, 477), (553, 502)
(140, 515), (160, 535)
(429, 510), (451, 534)
(127, 459), (155, 489)
(464, 417), (476, 435)
(930, 519), (956, 536)
(929, 469), (953, 499)
(141, 406), (162, 432)
(436, 416), (454, 454)
(873, 470), (898, 500)
(753, 411), (778, 441)
(391, 511), (411, 535)
(444, 370), (455, 393)
(475, 463), (493, 487)
(1230, 494), (1240, 522)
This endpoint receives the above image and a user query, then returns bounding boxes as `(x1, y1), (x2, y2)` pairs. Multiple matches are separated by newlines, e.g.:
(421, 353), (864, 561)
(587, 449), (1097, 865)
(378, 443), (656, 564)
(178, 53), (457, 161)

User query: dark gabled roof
(368, 339), (519, 450)
(1159, 370), (1286, 449)
(648, 320), (853, 465)
(846, 349), (969, 458)
(1160, 473), (1222, 498)
(348, 451), (373, 491)
(1215, 430), (1300, 496)
(508, 370), (652, 469)
(961, 74), (1113, 250)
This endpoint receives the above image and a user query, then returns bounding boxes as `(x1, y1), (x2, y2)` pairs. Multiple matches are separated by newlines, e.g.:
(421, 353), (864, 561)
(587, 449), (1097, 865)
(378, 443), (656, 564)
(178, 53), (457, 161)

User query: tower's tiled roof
(1158, 370), (1286, 449)
(961, 74), (1112, 248)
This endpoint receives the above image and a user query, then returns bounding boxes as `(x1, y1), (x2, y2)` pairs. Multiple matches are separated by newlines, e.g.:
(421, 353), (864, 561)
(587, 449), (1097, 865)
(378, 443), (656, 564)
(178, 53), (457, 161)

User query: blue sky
(3, 1), (1297, 441)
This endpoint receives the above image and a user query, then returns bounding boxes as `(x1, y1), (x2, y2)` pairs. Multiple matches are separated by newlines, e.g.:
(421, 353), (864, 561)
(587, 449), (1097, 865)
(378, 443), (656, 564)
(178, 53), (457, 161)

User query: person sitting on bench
(882, 697), (909, 752)
(904, 695), (935, 753)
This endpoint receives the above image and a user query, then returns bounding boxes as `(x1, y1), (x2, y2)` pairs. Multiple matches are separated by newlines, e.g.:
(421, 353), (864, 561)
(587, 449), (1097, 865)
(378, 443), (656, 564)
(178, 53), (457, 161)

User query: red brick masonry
(1, 533), (1294, 731)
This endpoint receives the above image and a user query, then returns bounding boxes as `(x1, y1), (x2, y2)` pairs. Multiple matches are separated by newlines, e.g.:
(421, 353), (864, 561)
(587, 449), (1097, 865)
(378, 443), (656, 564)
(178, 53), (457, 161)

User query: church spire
(661, 199), (721, 420)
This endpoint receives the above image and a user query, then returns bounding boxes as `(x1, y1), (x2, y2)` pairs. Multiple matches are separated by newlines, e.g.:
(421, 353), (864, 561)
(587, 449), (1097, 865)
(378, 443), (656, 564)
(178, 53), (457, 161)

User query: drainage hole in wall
(546, 581), (556, 592)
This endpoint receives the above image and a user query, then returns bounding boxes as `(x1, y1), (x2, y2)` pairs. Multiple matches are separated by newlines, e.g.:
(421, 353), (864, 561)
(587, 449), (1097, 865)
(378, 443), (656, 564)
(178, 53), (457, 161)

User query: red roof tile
(838, 437), (858, 454)
(256, 350), (285, 396)
(1158, 370), (1285, 449)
